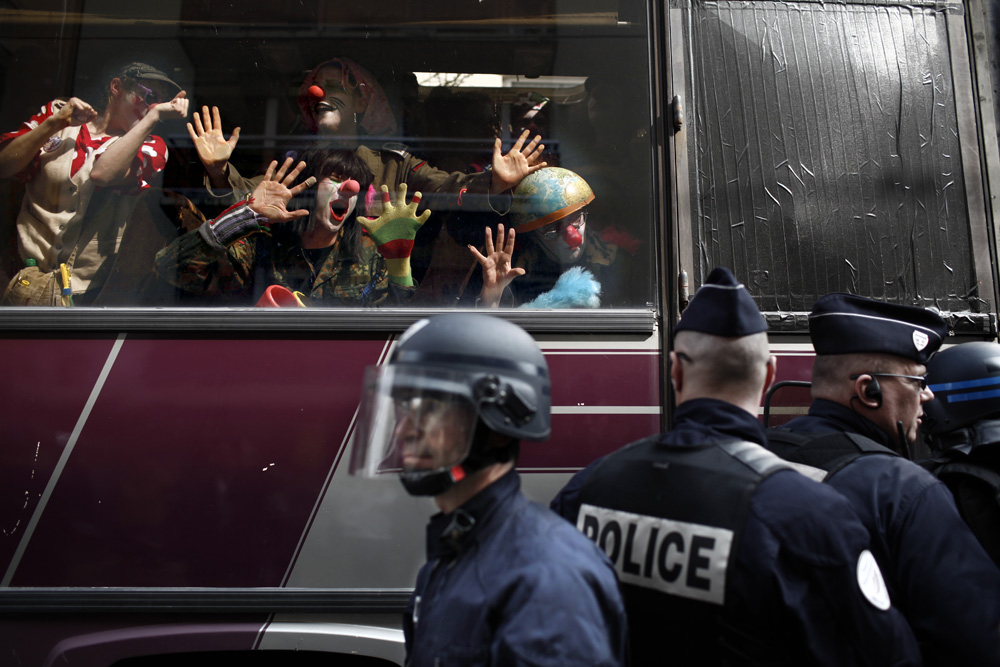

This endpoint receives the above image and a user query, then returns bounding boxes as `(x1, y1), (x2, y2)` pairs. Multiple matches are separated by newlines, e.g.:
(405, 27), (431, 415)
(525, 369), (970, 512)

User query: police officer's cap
(808, 293), (946, 364)
(676, 267), (767, 337)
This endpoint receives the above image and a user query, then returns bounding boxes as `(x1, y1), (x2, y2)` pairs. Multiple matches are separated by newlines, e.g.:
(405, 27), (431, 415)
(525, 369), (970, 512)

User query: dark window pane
(686, 0), (985, 321)
(0, 1), (656, 311)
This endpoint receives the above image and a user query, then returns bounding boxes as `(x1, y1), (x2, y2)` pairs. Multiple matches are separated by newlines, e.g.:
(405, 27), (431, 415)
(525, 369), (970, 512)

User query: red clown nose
(338, 179), (360, 198)
(307, 85), (325, 102)
(563, 224), (583, 248)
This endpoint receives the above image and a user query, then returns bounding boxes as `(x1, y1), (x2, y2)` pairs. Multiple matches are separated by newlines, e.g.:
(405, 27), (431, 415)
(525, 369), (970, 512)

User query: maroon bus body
(0, 330), (665, 664)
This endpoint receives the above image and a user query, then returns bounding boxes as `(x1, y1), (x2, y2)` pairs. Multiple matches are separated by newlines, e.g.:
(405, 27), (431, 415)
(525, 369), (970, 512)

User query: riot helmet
(351, 313), (551, 496)
(922, 342), (1000, 452)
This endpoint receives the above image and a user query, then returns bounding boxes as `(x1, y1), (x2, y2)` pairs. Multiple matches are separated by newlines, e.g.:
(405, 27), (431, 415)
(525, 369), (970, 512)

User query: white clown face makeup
(311, 67), (360, 137)
(536, 209), (587, 264)
(312, 175), (361, 235)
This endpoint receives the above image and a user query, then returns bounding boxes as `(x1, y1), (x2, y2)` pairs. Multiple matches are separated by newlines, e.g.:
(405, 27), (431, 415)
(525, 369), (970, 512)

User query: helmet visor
(350, 365), (479, 479)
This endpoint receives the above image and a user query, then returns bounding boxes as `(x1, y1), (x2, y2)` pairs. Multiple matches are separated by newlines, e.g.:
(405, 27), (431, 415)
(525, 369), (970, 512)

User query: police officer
(767, 293), (1000, 666)
(351, 313), (627, 666)
(921, 341), (1000, 567)
(553, 268), (921, 666)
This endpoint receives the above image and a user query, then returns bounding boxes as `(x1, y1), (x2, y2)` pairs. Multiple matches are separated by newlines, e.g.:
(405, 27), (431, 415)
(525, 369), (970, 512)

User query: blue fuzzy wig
(519, 266), (602, 309)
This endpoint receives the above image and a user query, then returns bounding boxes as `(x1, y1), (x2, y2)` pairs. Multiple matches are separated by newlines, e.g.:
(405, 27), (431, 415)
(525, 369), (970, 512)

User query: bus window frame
(0, 308), (658, 334)
(667, 0), (1000, 334)
(0, 4), (666, 335)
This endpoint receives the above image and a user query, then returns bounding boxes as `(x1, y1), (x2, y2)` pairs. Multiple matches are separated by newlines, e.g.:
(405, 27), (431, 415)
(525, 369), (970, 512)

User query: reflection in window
(0, 1), (655, 310)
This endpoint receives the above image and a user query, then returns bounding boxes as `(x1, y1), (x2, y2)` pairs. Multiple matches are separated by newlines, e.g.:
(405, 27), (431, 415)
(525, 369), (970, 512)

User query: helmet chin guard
(400, 464), (468, 497)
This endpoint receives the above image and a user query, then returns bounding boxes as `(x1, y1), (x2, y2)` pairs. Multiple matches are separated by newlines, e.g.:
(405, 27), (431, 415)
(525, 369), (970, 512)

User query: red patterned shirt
(1, 100), (169, 296)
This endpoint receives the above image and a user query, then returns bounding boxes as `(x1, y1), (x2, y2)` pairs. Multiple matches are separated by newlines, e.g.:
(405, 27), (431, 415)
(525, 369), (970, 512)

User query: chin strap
(461, 425), (518, 470)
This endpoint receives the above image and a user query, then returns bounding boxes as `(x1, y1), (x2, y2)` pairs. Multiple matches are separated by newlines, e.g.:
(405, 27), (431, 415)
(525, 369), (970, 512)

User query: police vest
(765, 429), (897, 479)
(920, 455), (1000, 568)
(577, 435), (795, 665)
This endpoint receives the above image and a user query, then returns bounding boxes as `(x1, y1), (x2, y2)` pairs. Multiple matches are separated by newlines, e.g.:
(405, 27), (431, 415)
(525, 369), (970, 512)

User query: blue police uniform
(553, 268), (921, 666)
(921, 341), (1000, 568)
(781, 399), (1000, 666)
(764, 292), (1000, 666)
(404, 469), (628, 667)
(554, 398), (922, 666)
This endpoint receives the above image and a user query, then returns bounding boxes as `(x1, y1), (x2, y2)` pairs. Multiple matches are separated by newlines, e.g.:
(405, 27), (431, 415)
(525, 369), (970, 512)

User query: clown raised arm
(488, 130), (548, 195)
(193, 58), (549, 214)
(187, 105), (241, 190)
(466, 167), (611, 309)
(0, 62), (183, 306)
(469, 223), (526, 308)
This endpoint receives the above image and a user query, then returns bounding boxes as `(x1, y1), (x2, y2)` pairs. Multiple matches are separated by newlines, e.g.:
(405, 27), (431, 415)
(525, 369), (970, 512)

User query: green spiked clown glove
(358, 183), (431, 287)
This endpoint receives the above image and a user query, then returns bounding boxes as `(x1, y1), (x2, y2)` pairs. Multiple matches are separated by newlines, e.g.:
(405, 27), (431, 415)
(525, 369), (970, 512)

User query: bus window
(0, 1), (656, 314)
(676, 0), (996, 334)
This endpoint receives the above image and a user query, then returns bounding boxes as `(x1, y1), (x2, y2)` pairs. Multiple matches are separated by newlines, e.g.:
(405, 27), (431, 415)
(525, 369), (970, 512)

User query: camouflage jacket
(205, 143), (494, 216)
(154, 221), (414, 307)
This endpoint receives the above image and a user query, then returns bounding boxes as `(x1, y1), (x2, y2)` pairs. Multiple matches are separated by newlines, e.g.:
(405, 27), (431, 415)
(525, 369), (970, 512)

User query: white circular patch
(856, 549), (891, 611)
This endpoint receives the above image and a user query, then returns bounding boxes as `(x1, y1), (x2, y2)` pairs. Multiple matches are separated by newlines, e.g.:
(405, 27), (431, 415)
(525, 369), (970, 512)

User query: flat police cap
(676, 267), (768, 337)
(809, 293), (947, 364)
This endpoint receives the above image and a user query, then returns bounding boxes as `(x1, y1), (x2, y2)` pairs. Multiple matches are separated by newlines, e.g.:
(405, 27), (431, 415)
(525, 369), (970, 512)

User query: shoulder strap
(766, 429), (896, 478)
(841, 431), (897, 454)
(719, 439), (828, 482)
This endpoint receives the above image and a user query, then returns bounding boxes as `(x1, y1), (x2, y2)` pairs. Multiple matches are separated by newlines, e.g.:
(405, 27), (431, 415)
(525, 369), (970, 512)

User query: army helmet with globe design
(510, 167), (595, 234)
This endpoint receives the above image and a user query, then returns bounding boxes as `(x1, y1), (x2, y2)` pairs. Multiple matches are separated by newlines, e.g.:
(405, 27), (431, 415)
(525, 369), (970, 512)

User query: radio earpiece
(850, 373), (883, 408)
(862, 375), (883, 407)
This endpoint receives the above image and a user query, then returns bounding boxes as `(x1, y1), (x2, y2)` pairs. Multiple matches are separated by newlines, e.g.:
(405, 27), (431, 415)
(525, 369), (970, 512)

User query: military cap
(120, 62), (181, 95)
(808, 293), (947, 364)
(676, 267), (768, 336)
